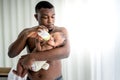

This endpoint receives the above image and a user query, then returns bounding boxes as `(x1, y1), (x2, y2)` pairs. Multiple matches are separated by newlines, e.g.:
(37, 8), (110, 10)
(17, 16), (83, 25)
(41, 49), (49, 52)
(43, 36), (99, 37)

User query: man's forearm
(8, 35), (27, 58)
(32, 48), (69, 61)
(31, 42), (70, 61)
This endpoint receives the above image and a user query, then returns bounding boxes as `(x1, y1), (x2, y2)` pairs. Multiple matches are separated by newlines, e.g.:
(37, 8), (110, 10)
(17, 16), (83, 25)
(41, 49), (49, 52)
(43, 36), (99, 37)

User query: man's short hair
(35, 1), (54, 13)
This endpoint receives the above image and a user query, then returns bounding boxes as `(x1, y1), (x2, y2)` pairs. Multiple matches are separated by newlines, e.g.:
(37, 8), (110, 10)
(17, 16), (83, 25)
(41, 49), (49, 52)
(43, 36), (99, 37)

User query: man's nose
(48, 17), (53, 23)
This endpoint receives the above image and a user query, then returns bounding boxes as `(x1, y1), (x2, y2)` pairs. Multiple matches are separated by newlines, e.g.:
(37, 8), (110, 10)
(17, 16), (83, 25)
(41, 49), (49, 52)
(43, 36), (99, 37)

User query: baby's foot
(12, 70), (19, 76)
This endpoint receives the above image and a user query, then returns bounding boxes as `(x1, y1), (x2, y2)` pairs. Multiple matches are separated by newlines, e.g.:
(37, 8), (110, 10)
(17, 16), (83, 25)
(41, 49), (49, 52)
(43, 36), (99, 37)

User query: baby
(13, 26), (66, 77)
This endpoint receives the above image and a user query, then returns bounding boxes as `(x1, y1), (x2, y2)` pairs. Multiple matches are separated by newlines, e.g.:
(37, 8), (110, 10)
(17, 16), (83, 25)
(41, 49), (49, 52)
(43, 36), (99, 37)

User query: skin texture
(8, 7), (70, 80)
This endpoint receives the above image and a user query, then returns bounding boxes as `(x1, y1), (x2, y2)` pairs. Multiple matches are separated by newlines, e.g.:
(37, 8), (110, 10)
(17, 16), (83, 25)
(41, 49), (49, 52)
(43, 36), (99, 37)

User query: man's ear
(34, 14), (38, 21)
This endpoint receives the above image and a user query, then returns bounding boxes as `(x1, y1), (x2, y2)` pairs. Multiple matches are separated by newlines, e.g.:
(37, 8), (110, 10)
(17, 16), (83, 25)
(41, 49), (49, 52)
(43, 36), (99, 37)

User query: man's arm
(8, 27), (38, 58)
(8, 34), (27, 58)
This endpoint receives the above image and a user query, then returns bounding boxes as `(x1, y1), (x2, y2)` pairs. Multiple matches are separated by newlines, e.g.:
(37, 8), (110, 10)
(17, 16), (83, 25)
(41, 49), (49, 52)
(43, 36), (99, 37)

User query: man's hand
(18, 26), (40, 39)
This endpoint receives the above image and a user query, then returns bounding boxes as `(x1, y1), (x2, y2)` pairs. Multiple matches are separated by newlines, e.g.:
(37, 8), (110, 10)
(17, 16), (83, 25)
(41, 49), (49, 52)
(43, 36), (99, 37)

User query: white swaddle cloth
(31, 61), (49, 71)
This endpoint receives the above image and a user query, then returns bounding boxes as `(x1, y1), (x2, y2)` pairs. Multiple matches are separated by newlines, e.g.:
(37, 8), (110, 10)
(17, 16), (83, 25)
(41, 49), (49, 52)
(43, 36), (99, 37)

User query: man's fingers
(27, 32), (37, 38)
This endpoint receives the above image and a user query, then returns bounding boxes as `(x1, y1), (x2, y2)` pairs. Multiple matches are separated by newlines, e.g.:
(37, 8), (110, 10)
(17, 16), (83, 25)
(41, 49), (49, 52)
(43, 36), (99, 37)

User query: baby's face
(48, 32), (64, 46)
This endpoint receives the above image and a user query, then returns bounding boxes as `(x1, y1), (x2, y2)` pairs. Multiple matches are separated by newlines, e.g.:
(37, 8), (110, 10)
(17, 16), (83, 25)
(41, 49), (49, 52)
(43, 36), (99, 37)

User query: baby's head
(48, 32), (66, 47)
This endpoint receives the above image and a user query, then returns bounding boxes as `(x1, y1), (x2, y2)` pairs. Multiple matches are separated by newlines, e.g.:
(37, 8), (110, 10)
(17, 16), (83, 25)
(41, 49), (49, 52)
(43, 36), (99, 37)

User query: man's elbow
(64, 48), (70, 58)
(8, 46), (15, 58)
(8, 52), (14, 58)
(8, 50), (17, 58)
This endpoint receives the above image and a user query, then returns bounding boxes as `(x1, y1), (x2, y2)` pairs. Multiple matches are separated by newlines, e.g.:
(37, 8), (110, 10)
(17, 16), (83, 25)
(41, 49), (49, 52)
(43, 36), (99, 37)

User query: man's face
(35, 8), (55, 30)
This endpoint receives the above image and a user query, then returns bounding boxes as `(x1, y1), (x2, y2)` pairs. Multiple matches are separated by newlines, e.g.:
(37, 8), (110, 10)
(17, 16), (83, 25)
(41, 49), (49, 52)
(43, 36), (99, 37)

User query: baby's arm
(35, 34), (54, 51)
(35, 37), (42, 51)
(40, 44), (54, 51)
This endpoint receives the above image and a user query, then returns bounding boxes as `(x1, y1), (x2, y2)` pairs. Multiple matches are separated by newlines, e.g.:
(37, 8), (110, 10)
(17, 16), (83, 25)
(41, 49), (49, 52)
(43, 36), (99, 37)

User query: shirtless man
(13, 29), (66, 78)
(8, 1), (70, 80)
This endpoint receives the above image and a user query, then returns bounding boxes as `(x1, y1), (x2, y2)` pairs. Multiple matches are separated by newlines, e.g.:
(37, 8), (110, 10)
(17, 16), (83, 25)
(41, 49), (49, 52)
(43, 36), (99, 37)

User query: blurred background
(0, 0), (120, 80)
